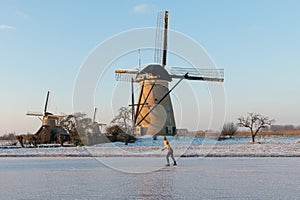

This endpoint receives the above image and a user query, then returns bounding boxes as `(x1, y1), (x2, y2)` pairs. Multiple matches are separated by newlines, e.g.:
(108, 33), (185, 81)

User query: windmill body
(135, 64), (176, 136)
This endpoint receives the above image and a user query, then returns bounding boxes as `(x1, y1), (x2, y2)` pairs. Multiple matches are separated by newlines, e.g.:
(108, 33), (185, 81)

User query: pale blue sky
(1, 0), (300, 134)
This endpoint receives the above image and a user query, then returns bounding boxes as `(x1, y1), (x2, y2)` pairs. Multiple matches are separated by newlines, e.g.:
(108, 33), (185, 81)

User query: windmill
(115, 11), (224, 136)
(91, 107), (106, 135)
(27, 91), (70, 145)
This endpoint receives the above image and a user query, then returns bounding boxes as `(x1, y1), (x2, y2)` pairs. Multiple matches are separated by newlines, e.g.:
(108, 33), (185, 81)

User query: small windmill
(27, 91), (70, 145)
(91, 107), (106, 135)
(115, 11), (224, 136)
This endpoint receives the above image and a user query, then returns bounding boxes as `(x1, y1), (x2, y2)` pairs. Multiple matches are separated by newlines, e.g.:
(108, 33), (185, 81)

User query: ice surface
(0, 157), (299, 199)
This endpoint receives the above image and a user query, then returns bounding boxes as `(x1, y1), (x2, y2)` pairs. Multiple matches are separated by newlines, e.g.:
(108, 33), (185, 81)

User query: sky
(1, 0), (300, 134)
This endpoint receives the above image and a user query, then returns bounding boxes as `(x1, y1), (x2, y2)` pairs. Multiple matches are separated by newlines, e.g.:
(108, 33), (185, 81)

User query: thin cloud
(0, 25), (15, 30)
(133, 3), (155, 13)
(15, 10), (29, 19)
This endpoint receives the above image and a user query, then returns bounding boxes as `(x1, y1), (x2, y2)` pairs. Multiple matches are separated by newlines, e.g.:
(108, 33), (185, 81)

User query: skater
(162, 136), (177, 166)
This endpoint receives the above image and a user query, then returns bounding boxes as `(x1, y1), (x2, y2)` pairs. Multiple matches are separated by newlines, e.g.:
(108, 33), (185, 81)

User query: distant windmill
(115, 11), (224, 136)
(27, 91), (70, 145)
(91, 107), (106, 135)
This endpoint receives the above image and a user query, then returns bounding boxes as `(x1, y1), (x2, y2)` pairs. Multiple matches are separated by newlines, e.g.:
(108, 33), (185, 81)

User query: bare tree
(111, 107), (132, 133)
(16, 135), (24, 148)
(238, 113), (274, 143)
(58, 112), (93, 146)
(0, 133), (16, 140)
(221, 122), (238, 138)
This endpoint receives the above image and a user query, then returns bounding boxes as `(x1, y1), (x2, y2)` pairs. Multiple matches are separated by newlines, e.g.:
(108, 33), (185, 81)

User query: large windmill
(115, 11), (224, 136)
(27, 91), (70, 145)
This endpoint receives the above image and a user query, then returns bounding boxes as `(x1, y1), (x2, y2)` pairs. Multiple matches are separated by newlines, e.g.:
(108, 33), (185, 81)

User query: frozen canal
(0, 157), (299, 199)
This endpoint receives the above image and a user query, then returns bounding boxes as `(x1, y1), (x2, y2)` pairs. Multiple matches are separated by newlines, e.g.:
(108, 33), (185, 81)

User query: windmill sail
(44, 91), (50, 115)
(162, 11), (169, 67)
(27, 112), (43, 116)
(93, 107), (97, 123)
(154, 11), (169, 67)
(170, 67), (224, 82)
(115, 69), (139, 82)
(154, 11), (164, 64)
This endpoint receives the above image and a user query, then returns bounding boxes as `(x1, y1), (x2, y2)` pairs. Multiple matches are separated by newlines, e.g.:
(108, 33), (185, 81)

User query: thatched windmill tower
(115, 11), (224, 136)
(27, 91), (70, 145)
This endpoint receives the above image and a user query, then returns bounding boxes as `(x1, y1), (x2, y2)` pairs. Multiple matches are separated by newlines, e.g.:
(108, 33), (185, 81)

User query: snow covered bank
(0, 142), (299, 157)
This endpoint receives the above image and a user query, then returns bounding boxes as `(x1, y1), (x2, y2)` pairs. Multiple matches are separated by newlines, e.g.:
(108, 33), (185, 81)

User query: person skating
(162, 136), (177, 166)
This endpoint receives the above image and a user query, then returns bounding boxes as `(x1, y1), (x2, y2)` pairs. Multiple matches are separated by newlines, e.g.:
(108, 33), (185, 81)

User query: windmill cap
(138, 64), (172, 81)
